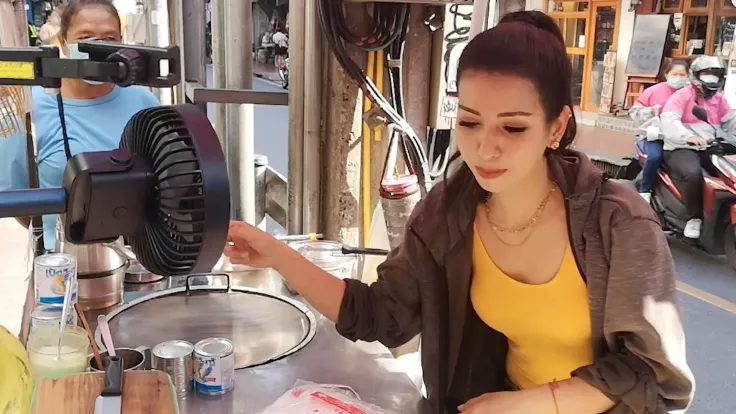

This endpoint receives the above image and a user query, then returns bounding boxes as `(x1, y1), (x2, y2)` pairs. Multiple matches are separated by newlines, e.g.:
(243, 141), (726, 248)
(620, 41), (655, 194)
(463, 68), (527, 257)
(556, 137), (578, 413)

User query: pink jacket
(661, 84), (735, 150)
(636, 81), (678, 108)
(630, 82), (680, 140)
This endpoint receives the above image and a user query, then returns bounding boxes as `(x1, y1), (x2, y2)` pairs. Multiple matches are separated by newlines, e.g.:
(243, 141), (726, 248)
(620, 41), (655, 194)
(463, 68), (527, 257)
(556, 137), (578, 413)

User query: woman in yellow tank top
(224, 10), (694, 414)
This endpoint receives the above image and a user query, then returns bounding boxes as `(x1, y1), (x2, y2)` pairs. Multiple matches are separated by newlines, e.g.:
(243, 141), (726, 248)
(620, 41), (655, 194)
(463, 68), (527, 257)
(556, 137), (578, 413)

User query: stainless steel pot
(124, 251), (164, 284)
(77, 266), (126, 310)
(55, 216), (128, 310)
(55, 216), (129, 276)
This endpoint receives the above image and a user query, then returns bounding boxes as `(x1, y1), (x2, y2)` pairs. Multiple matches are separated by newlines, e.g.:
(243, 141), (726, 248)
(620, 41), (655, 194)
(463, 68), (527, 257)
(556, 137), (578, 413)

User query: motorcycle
(634, 105), (736, 269)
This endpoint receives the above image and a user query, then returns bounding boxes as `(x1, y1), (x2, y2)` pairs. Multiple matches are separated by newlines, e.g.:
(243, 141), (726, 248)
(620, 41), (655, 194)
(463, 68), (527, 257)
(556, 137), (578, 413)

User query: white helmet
(690, 55), (726, 97)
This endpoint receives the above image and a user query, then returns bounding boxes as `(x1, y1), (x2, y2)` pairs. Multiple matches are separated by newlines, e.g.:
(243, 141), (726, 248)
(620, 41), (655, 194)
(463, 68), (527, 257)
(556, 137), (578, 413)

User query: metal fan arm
(0, 188), (66, 218)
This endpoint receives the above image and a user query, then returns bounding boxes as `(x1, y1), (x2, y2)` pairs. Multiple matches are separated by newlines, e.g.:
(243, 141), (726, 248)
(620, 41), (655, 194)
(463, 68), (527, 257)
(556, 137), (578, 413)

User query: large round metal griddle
(94, 274), (317, 369)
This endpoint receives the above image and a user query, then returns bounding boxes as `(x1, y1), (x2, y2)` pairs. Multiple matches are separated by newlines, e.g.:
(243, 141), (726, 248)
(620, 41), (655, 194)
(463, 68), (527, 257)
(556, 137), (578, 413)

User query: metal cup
(88, 346), (150, 372)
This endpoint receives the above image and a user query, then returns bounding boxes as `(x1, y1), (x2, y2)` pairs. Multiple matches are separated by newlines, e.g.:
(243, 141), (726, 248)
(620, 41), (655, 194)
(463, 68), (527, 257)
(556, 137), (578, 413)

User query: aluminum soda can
(193, 338), (235, 395)
(30, 304), (78, 332)
(34, 253), (77, 305)
(152, 340), (195, 397)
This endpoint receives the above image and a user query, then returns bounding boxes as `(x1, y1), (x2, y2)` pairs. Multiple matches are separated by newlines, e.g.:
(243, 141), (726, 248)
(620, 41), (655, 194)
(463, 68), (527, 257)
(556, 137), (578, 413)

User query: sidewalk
(253, 61), (282, 83)
(0, 218), (29, 336)
(575, 124), (635, 162)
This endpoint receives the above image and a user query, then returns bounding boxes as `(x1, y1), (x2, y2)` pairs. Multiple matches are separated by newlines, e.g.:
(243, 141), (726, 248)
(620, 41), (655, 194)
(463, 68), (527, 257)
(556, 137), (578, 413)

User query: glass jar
(27, 324), (89, 379)
(291, 241), (358, 280)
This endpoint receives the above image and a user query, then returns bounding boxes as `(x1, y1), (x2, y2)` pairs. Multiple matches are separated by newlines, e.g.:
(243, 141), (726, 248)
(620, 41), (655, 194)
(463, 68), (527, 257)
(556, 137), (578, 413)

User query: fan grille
(121, 105), (229, 276)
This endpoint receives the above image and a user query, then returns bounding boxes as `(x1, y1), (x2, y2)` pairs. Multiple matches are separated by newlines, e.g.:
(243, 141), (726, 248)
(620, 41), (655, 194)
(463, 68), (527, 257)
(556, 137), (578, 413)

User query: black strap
(56, 93), (72, 160)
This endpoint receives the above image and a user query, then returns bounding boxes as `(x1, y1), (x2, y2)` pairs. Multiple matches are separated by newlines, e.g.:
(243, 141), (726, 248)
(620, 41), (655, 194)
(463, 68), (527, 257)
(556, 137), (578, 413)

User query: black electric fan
(118, 105), (230, 275)
(0, 42), (230, 275)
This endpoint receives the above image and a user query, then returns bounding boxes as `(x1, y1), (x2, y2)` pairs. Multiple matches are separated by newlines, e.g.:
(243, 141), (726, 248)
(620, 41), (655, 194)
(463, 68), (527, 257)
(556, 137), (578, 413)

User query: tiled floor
(0, 218), (30, 336)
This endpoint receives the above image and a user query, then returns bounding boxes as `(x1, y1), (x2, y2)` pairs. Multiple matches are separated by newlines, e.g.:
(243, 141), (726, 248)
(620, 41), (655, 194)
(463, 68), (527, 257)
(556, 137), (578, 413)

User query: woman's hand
(458, 390), (553, 414)
(224, 220), (287, 268)
(687, 136), (709, 146)
(226, 220), (347, 321)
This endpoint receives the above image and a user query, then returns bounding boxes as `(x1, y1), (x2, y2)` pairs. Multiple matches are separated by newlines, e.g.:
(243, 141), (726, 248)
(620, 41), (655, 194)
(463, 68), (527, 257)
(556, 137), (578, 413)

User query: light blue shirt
(0, 85), (159, 249)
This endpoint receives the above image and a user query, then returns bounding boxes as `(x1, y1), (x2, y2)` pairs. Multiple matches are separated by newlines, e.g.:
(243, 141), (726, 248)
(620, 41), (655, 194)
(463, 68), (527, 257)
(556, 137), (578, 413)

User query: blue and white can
(193, 338), (235, 395)
(34, 253), (77, 305)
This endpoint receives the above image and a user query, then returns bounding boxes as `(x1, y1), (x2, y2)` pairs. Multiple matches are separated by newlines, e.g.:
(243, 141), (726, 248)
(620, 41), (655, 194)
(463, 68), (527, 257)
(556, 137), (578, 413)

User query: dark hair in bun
(456, 10), (576, 152)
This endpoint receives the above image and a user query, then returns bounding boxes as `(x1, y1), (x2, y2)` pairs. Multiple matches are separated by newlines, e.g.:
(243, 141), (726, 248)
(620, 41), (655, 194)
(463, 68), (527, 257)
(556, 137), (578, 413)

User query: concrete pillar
(321, 4), (368, 246)
(402, 5), (432, 142)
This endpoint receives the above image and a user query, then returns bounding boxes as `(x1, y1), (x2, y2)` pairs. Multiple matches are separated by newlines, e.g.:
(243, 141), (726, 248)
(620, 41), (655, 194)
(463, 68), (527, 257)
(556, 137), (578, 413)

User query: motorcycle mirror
(692, 105), (709, 123)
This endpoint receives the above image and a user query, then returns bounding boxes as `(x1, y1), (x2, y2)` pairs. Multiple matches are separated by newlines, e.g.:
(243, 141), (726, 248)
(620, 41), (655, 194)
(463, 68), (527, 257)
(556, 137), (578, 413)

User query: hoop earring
(550, 141), (560, 150)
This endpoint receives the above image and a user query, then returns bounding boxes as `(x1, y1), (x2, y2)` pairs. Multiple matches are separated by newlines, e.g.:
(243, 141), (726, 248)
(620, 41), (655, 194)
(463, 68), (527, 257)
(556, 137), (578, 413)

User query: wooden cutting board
(32, 371), (177, 414)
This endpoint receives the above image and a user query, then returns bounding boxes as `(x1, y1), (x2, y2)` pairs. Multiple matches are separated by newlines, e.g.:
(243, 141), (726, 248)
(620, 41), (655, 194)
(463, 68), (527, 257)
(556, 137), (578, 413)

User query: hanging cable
(317, 0), (441, 193)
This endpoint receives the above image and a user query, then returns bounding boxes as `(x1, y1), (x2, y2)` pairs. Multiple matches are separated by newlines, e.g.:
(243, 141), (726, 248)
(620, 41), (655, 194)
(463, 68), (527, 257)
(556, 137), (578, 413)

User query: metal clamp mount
(0, 41), (180, 88)
(185, 273), (232, 295)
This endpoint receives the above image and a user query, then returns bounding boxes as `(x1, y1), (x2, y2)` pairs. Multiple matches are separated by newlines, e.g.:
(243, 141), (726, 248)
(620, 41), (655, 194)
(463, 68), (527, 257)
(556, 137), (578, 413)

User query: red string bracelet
(548, 379), (561, 414)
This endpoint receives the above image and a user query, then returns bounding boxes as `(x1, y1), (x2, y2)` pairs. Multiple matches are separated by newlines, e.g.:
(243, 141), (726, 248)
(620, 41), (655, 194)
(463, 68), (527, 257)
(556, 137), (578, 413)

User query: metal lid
(194, 338), (234, 357)
(31, 305), (63, 320)
(153, 340), (194, 359)
(35, 253), (76, 267)
(95, 281), (316, 370)
(291, 241), (357, 270)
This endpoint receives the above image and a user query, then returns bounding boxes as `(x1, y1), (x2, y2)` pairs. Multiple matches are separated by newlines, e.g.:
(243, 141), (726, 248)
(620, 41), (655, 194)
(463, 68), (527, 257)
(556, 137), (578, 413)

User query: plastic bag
(637, 117), (663, 141)
(260, 380), (389, 414)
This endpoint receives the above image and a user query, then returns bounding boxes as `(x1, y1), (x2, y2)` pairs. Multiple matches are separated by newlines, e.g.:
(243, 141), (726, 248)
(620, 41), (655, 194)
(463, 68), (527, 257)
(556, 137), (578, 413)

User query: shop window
(670, 13), (684, 52)
(683, 15), (709, 55)
(664, 0), (685, 12)
(713, 16), (736, 57)
(547, 1), (589, 13)
(685, 0), (711, 11)
(569, 55), (584, 107)
(720, 0), (736, 11)
(560, 18), (588, 48)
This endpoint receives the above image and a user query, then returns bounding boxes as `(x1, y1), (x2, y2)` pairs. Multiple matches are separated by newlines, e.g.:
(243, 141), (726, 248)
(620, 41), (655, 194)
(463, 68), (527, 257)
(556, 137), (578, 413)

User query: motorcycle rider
(630, 60), (690, 203)
(661, 56), (736, 239)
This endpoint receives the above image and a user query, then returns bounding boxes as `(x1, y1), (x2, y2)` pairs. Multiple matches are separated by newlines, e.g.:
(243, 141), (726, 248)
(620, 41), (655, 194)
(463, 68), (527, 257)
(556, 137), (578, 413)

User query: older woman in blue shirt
(0, 0), (158, 249)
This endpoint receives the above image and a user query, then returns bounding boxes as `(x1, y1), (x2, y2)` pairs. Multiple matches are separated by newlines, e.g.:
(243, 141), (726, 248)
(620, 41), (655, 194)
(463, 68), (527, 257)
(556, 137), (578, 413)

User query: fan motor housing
(63, 150), (152, 244)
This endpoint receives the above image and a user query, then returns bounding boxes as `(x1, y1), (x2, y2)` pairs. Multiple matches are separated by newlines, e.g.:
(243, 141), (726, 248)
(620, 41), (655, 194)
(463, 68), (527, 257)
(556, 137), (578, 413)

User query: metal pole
(254, 154), (268, 230)
(146, 0), (172, 105)
(168, 0), (184, 104)
(182, 0), (206, 113)
(287, 0), (306, 234)
(239, 103), (256, 225)
(302, 0), (322, 234)
(211, 0), (227, 146)
(225, 0), (254, 220)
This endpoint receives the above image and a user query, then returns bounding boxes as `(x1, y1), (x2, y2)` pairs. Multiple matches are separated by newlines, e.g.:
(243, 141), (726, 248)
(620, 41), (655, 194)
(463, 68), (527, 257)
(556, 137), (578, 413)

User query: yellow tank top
(470, 228), (594, 389)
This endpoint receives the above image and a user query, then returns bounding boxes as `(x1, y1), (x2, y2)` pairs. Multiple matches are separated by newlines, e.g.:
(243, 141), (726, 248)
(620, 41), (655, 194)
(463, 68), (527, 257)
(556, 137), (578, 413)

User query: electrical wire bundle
(316, 0), (437, 194)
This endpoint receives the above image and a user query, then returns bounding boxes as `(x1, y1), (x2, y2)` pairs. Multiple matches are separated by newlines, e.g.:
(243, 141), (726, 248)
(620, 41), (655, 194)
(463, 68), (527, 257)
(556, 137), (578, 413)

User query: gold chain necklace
(486, 184), (556, 234)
